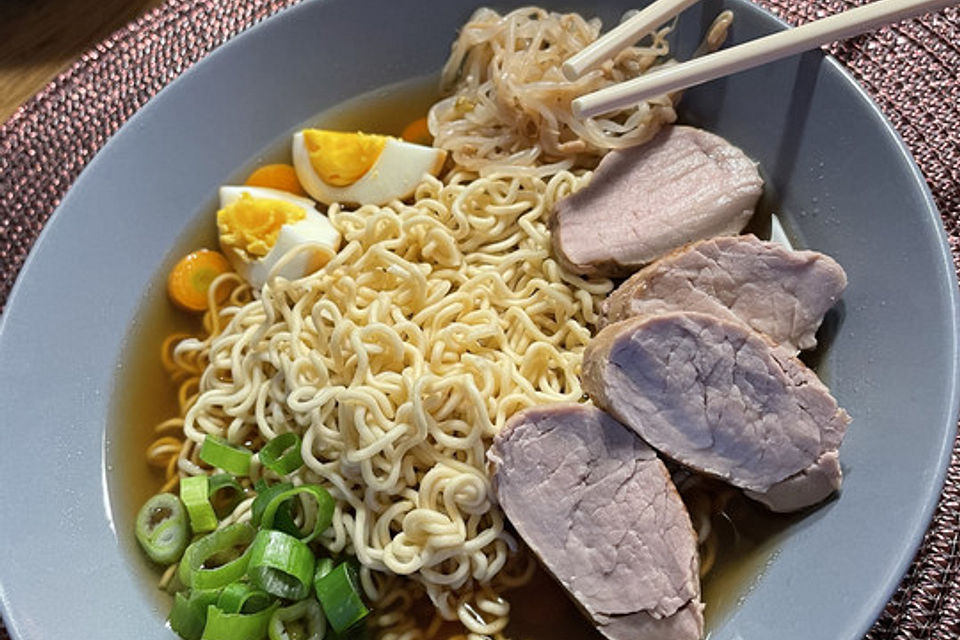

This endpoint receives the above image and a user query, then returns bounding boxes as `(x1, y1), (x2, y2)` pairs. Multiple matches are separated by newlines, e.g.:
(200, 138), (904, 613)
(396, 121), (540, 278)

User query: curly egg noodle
(428, 6), (675, 175)
(150, 169), (613, 638)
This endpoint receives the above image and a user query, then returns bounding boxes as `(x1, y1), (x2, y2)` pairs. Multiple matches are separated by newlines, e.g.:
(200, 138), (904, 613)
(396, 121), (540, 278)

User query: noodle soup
(117, 7), (832, 640)
(115, 76), (798, 640)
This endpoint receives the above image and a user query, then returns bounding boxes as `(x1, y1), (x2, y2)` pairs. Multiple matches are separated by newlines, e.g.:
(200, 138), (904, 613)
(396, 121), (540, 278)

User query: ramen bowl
(0, 1), (957, 639)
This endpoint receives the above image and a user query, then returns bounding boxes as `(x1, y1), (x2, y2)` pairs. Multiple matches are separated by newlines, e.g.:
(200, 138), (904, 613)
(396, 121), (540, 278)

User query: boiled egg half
(292, 129), (446, 206)
(216, 185), (340, 288)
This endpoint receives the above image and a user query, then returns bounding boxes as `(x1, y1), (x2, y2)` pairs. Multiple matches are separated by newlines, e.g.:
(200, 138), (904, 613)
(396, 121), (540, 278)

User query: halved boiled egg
(216, 185), (340, 288)
(292, 129), (446, 206)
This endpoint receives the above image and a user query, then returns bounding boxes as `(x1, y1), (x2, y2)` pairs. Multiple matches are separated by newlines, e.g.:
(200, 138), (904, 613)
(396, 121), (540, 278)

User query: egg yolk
(302, 130), (387, 186)
(217, 193), (305, 259)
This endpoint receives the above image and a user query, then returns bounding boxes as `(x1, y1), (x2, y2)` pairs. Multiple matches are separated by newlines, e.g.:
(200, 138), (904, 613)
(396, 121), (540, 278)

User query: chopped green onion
(200, 434), (253, 476)
(179, 522), (256, 590)
(314, 562), (369, 634)
(169, 589), (222, 640)
(135, 493), (190, 564)
(247, 529), (315, 600)
(216, 582), (274, 615)
(313, 557), (334, 586)
(252, 482), (293, 525)
(251, 482), (299, 538)
(181, 475), (218, 533)
(169, 592), (204, 640)
(201, 602), (279, 640)
(260, 484), (335, 543)
(268, 599), (325, 640)
(208, 474), (245, 519)
(259, 433), (304, 476)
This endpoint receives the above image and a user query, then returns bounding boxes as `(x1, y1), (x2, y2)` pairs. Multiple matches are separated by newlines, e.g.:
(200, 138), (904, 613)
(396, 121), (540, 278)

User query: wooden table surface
(0, 0), (163, 124)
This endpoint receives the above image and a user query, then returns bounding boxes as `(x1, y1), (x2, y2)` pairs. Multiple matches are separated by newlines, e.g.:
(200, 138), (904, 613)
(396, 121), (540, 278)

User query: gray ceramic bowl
(1, 1), (958, 639)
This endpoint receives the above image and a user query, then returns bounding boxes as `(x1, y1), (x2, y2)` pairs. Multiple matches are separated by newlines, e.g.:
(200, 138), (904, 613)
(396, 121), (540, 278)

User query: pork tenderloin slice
(601, 601), (704, 640)
(551, 125), (763, 277)
(489, 403), (703, 640)
(745, 451), (842, 512)
(582, 311), (850, 509)
(600, 234), (848, 352)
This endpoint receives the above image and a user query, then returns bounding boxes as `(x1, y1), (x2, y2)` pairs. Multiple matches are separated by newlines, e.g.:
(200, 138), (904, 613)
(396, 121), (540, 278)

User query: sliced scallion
(200, 434), (252, 476)
(216, 581), (274, 615)
(201, 602), (279, 640)
(259, 484), (335, 544)
(268, 599), (325, 640)
(179, 522), (256, 590)
(314, 562), (369, 634)
(259, 432), (304, 476)
(208, 474), (245, 519)
(313, 557), (334, 585)
(247, 529), (315, 600)
(135, 493), (190, 565)
(251, 482), (299, 538)
(169, 589), (221, 640)
(181, 475), (218, 533)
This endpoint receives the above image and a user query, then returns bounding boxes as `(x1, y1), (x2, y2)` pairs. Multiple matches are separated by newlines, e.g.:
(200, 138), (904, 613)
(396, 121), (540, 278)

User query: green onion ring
(180, 475), (218, 533)
(216, 582), (274, 615)
(268, 599), (325, 640)
(208, 474), (245, 519)
(251, 482), (300, 538)
(179, 522), (256, 590)
(251, 482), (293, 525)
(260, 484), (335, 544)
(246, 529), (315, 600)
(313, 557), (334, 586)
(314, 562), (369, 634)
(199, 434), (252, 476)
(259, 433), (304, 476)
(169, 589), (222, 640)
(135, 493), (190, 565)
(201, 602), (279, 640)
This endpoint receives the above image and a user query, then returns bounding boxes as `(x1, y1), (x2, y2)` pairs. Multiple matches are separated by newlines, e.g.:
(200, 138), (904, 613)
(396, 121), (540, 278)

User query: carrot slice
(401, 117), (432, 146)
(167, 249), (232, 312)
(244, 163), (307, 196)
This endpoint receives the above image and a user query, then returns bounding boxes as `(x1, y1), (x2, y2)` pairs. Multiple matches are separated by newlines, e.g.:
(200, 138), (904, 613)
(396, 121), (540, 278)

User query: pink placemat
(1, 0), (958, 638)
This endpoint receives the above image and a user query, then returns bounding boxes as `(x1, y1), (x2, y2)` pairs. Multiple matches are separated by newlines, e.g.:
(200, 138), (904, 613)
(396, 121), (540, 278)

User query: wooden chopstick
(562, 0), (701, 80)
(571, 0), (958, 119)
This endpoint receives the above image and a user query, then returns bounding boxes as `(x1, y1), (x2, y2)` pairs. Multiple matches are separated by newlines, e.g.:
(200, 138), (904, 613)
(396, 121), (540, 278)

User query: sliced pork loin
(551, 125), (763, 277)
(489, 404), (703, 640)
(600, 234), (848, 352)
(582, 312), (850, 512)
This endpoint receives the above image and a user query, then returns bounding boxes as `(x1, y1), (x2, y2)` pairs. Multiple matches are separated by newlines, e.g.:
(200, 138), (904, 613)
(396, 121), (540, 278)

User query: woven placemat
(1, 0), (958, 638)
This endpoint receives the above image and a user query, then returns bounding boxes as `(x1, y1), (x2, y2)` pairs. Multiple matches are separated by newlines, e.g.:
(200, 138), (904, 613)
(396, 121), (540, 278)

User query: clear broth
(109, 77), (801, 638)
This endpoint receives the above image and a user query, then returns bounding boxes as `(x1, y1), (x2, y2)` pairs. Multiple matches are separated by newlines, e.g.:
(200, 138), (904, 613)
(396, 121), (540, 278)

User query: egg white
(217, 185), (341, 288)
(292, 134), (446, 206)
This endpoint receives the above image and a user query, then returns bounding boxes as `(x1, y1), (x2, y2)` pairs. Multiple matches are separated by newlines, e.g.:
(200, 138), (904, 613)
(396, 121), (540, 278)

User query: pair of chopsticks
(568, 0), (958, 118)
